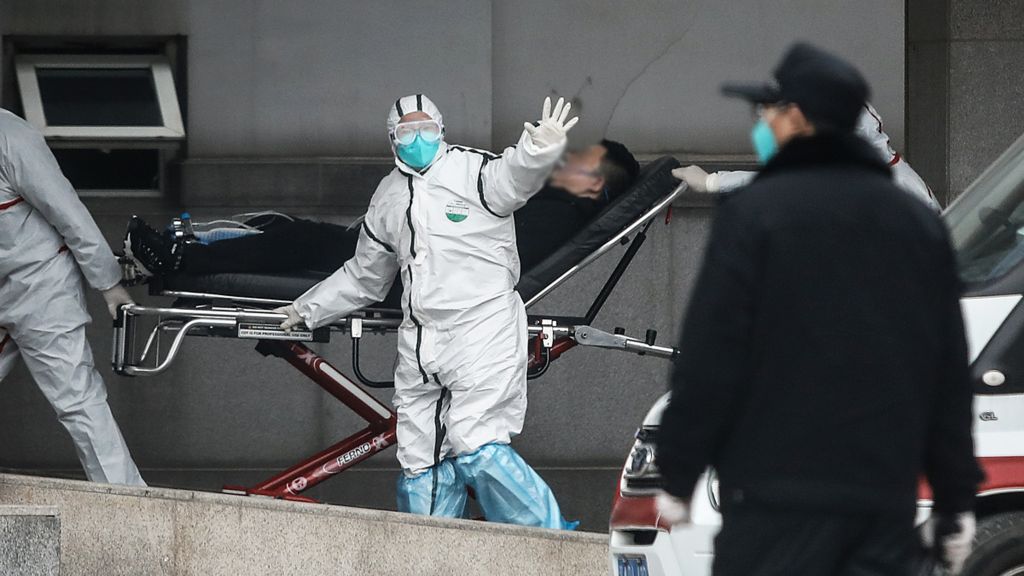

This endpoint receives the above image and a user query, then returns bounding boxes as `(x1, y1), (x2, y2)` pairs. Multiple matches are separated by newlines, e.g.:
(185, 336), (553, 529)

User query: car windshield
(945, 132), (1024, 286)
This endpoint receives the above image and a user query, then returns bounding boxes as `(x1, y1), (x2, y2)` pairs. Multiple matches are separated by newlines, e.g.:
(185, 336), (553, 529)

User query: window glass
(52, 149), (159, 191)
(37, 68), (163, 127)
(946, 135), (1024, 285)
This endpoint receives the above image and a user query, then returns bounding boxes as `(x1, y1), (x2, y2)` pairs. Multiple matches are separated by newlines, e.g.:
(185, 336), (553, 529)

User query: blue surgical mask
(397, 135), (441, 169)
(751, 119), (778, 165)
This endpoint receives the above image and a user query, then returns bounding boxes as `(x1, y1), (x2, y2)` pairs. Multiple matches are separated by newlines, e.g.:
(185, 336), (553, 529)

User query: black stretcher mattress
(154, 156), (681, 306)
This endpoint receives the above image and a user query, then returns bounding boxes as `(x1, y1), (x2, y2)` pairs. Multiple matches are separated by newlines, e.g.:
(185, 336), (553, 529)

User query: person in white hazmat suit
(275, 94), (578, 529)
(674, 102), (942, 210)
(0, 109), (145, 486)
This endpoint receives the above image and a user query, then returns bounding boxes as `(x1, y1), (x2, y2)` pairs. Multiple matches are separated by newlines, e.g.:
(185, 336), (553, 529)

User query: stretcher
(112, 156), (685, 502)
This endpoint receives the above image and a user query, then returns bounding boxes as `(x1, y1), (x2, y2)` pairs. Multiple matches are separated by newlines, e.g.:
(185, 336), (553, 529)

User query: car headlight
(621, 426), (663, 496)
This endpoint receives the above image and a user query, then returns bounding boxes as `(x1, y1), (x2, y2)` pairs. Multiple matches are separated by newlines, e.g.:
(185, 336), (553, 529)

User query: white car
(610, 131), (1024, 576)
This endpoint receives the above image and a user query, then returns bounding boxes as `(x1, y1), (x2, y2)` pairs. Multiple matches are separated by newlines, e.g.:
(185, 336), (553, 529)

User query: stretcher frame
(111, 182), (685, 501)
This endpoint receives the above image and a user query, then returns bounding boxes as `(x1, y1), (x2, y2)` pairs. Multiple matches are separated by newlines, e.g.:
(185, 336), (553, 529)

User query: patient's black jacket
(514, 186), (603, 272)
(656, 133), (982, 515)
(182, 184), (601, 277)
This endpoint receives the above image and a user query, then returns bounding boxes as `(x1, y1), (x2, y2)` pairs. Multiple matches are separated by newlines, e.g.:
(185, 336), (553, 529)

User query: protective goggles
(391, 120), (443, 146)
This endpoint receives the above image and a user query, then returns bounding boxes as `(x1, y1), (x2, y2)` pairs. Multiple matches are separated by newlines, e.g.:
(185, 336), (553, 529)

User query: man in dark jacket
(124, 139), (638, 277)
(655, 42), (982, 576)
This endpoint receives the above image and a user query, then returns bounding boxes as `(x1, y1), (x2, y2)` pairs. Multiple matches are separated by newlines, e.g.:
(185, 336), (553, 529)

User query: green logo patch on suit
(445, 199), (470, 222)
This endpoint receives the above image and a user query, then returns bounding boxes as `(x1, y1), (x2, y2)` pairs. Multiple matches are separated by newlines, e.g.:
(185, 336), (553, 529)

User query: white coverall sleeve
(292, 216), (399, 329)
(709, 170), (757, 193)
(0, 121), (121, 291)
(478, 130), (565, 216)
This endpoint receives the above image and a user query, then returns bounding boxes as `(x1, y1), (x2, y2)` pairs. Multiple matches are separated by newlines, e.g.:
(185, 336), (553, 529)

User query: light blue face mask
(751, 119), (778, 165)
(397, 134), (441, 169)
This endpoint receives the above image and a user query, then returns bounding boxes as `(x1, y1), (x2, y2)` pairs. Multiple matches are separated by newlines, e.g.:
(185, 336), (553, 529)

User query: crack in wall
(604, 0), (706, 135)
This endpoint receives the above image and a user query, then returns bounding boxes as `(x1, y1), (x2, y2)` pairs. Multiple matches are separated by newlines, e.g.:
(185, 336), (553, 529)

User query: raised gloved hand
(523, 96), (579, 149)
(101, 284), (135, 320)
(672, 165), (720, 193)
(274, 305), (306, 332)
(655, 490), (691, 526)
(921, 512), (976, 574)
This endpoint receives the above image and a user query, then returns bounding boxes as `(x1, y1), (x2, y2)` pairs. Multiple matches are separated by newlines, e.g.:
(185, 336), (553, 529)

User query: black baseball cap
(722, 42), (870, 132)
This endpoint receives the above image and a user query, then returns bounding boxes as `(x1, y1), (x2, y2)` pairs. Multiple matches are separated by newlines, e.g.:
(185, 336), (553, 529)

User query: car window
(946, 133), (1024, 286)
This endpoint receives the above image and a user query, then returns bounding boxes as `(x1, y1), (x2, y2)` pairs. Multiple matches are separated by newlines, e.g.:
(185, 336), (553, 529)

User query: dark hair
(599, 139), (640, 200)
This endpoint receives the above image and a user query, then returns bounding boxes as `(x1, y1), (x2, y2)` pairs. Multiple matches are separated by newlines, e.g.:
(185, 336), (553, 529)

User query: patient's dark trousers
(182, 219), (358, 274)
(711, 505), (918, 576)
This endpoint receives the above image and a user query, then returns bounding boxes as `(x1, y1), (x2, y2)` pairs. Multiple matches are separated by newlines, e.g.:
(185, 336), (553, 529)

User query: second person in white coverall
(0, 108), (144, 486)
(675, 102), (941, 210)
(276, 94), (578, 529)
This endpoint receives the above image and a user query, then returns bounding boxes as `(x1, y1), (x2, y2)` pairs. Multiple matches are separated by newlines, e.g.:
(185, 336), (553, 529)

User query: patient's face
(549, 145), (606, 200)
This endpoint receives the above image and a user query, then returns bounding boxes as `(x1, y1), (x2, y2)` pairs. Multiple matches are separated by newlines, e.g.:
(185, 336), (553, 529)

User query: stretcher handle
(123, 317), (237, 376)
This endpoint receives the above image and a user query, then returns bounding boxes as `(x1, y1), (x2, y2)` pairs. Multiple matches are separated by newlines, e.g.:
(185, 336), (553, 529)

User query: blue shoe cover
(453, 443), (578, 530)
(396, 460), (468, 518)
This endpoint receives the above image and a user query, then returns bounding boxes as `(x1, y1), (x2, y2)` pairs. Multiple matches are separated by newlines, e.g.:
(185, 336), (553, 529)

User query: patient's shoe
(124, 216), (177, 276)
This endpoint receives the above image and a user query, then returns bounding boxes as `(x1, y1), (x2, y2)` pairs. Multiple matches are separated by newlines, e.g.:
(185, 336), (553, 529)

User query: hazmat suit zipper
(402, 173), (422, 323)
(407, 265), (429, 384)
(404, 174), (418, 261)
(402, 173), (429, 384)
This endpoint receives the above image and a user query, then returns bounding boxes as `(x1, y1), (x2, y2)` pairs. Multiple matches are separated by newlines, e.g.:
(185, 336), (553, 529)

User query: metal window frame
(14, 54), (185, 140)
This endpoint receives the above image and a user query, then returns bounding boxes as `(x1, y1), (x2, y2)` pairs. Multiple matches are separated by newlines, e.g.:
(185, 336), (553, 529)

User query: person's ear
(790, 106), (815, 136)
(589, 176), (606, 194)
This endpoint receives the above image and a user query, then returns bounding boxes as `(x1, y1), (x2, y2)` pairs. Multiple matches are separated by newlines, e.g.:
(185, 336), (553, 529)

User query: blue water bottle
(181, 212), (195, 240)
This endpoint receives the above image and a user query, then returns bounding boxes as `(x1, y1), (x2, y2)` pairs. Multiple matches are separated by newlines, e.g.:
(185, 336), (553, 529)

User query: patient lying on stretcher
(124, 140), (638, 278)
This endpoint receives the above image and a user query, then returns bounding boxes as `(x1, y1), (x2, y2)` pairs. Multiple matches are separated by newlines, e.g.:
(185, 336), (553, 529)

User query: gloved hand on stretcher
(275, 304), (306, 332)
(673, 165), (717, 193)
(101, 283), (135, 320)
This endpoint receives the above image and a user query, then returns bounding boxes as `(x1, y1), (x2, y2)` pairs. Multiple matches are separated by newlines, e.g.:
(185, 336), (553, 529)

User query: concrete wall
(0, 0), (494, 156)
(0, 1), (905, 530)
(492, 0), (905, 154)
(0, 473), (606, 576)
(907, 0), (1024, 205)
(0, 505), (60, 576)
(1, 0), (905, 159)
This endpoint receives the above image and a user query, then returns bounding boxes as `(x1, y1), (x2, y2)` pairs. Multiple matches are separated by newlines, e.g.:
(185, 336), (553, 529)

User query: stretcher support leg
(223, 341), (398, 501)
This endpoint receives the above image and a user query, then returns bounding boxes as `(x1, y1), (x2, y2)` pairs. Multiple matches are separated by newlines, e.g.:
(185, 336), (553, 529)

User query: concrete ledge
(1, 505), (59, 516)
(0, 473), (606, 575)
(0, 504), (61, 576)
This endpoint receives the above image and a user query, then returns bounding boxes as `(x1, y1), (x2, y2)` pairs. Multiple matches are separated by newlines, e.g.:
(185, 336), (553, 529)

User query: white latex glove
(274, 305), (306, 332)
(523, 96), (579, 149)
(922, 512), (976, 575)
(101, 284), (134, 320)
(655, 491), (691, 526)
(672, 165), (720, 193)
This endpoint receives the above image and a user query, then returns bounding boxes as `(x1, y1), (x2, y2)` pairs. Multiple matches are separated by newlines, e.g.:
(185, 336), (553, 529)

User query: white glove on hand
(672, 165), (719, 193)
(101, 284), (134, 320)
(523, 96), (579, 149)
(922, 512), (976, 575)
(274, 305), (306, 332)
(655, 491), (691, 526)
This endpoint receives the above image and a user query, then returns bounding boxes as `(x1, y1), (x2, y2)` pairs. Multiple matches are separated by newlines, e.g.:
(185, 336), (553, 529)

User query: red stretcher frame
(221, 335), (579, 502)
